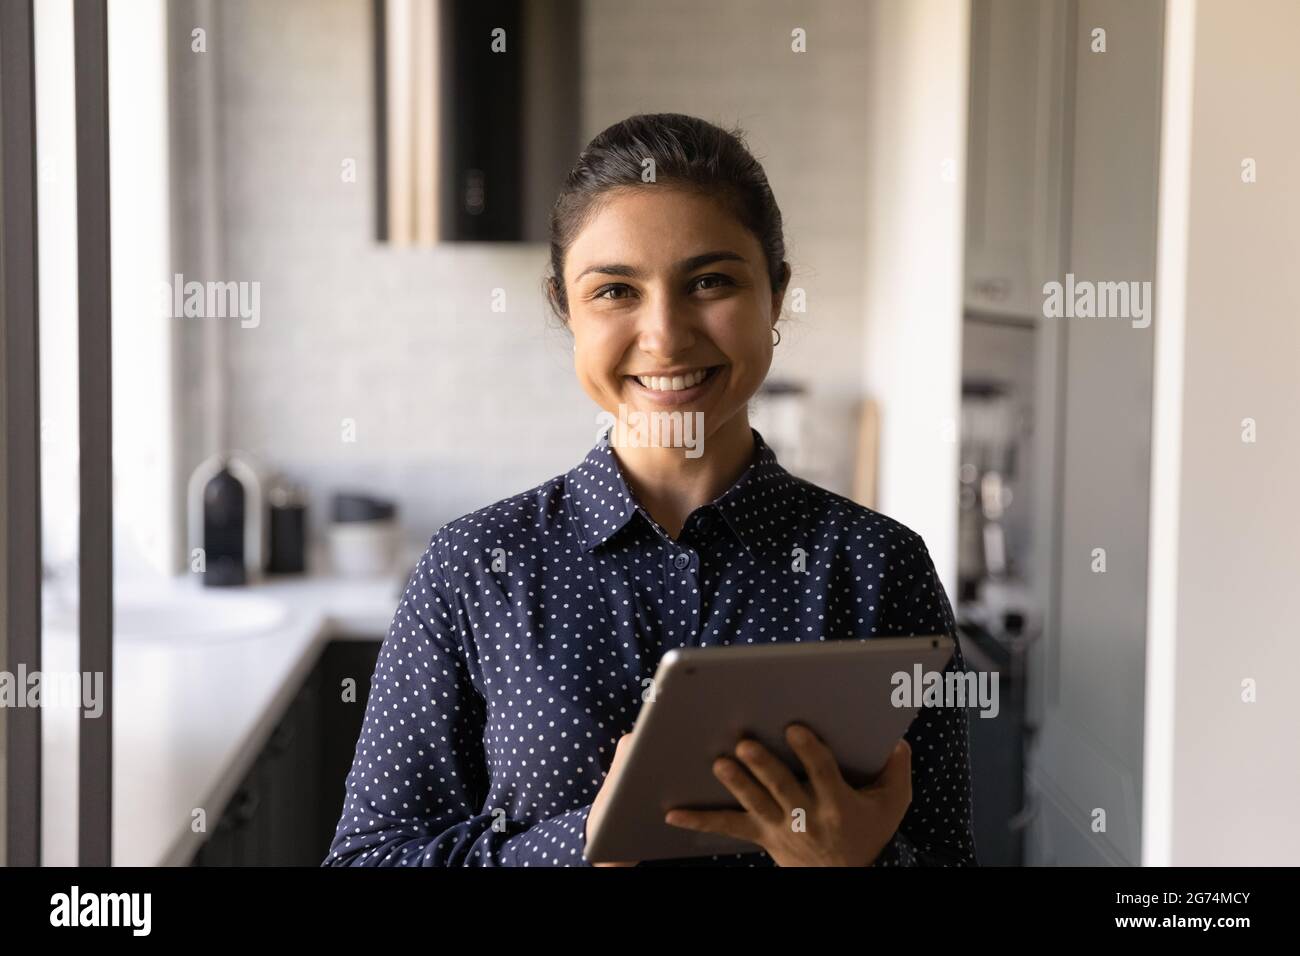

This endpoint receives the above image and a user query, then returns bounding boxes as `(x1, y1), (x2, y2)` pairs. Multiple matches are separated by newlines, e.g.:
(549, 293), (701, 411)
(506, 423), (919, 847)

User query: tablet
(583, 635), (955, 863)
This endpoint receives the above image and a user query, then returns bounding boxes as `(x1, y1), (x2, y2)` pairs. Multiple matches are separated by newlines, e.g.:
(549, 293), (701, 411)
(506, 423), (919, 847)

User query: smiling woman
(547, 116), (793, 533)
(323, 113), (977, 868)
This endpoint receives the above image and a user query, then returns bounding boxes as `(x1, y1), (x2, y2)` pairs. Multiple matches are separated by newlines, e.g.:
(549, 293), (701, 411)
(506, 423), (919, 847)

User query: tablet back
(584, 635), (955, 863)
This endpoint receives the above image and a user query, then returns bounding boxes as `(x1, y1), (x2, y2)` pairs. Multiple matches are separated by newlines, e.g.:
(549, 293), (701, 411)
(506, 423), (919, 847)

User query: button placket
(661, 544), (700, 648)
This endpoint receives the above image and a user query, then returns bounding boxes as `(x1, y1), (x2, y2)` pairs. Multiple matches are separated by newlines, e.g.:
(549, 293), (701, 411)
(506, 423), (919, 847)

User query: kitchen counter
(40, 569), (403, 866)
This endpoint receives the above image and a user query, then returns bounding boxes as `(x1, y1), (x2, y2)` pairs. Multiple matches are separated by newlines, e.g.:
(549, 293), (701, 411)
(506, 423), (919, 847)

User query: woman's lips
(625, 365), (723, 406)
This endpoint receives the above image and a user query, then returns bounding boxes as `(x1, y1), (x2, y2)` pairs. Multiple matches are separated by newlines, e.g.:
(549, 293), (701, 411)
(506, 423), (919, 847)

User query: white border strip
(1143, 0), (1198, 868)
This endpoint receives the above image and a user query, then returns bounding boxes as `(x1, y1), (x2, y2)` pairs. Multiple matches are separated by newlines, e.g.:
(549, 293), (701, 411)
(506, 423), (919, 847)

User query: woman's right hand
(587, 732), (639, 867)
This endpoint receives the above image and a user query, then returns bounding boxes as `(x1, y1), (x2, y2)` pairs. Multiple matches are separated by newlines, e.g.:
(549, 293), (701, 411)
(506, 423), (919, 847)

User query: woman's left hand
(664, 723), (912, 867)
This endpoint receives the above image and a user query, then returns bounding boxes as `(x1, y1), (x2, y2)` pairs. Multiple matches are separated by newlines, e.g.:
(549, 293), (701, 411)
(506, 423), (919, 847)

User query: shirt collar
(564, 426), (799, 557)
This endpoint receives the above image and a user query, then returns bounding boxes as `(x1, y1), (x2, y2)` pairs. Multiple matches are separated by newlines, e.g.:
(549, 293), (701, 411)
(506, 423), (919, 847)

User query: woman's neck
(610, 414), (755, 539)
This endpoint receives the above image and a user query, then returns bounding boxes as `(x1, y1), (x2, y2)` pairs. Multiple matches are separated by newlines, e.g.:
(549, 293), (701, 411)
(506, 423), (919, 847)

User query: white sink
(45, 590), (288, 642)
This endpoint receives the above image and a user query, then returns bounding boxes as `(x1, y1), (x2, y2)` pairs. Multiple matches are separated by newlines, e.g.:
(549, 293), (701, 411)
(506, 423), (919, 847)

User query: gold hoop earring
(772, 326), (782, 347)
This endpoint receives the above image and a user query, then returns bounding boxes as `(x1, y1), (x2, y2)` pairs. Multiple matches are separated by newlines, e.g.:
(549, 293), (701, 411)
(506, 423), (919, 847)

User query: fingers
(732, 738), (808, 812)
(607, 731), (635, 773)
(785, 723), (848, 802)
(862, 739), (912, 806)
(664, 807), (760, 844)
(711, 754), (782, 820)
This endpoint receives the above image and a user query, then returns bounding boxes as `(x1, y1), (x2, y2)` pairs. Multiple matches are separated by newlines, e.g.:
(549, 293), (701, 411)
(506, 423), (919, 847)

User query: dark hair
(546, 113), (790, 321)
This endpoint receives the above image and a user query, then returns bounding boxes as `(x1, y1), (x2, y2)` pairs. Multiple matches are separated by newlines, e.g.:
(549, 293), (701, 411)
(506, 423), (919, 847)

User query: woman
(324, 113), (977, 867)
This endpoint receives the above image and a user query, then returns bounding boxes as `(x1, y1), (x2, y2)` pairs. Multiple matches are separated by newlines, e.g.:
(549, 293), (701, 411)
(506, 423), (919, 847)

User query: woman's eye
(594, 284), (632, 301)
(691, 273), (735, 293)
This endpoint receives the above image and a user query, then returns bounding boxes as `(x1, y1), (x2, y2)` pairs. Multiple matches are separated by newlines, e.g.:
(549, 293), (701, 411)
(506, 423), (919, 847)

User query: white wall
(860, 0), (969, 596)
(34, 0), (79, 576)
(32, 0), (80, 865)
(109, 0), (175, 580)
(1146, 0), (1300, 865)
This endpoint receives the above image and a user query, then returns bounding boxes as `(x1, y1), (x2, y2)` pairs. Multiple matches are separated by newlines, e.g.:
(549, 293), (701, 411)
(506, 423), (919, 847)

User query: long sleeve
(871, 535), (979, 867)
(322, 533), (594, 866)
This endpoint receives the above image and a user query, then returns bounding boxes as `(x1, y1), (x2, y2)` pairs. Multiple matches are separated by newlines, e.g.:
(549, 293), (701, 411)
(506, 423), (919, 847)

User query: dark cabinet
(191, 639), (382, 866)
(960, 622), (1029, 866)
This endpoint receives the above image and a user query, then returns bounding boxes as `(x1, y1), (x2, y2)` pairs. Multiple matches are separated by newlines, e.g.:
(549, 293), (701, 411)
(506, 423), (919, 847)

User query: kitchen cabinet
(191, 639), (382, 866)
(1017, 0), (1163, 866)
(1023, 0), (1162, 868)
(960, 623), (1028, 867)
(964, 0), (1070, 320)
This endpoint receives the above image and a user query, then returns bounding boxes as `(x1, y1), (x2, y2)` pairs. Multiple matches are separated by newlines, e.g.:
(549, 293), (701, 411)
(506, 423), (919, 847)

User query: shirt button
(674, 553), (691, 570)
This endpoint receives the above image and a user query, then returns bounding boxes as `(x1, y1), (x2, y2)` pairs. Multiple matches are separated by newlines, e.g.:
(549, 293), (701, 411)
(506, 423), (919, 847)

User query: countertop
(40, 569), (403, 866)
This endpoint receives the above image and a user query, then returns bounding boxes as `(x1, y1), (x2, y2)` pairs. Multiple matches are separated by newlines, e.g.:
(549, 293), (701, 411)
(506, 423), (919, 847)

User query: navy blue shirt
(324, 429), (977, 866)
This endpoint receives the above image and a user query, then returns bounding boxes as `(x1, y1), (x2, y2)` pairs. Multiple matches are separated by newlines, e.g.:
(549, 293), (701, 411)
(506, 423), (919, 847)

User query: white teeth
(635, 368), (711, 391)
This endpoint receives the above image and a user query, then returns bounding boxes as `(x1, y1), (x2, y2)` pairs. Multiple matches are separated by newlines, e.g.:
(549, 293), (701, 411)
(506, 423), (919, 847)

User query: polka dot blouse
(323, 428), (978, 866)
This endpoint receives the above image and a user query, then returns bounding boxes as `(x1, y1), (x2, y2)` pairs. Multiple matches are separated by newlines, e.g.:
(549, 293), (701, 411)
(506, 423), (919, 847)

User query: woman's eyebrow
(573, 250), (747, 282)
(678, 250), (747, 272)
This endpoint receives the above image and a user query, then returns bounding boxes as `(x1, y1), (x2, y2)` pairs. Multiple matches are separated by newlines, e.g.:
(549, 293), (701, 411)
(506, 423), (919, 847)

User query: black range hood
(375, 0), (581, 244)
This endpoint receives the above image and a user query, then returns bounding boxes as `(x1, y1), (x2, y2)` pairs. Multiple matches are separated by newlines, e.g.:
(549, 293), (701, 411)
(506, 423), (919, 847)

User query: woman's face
(562, 186), (785, 448)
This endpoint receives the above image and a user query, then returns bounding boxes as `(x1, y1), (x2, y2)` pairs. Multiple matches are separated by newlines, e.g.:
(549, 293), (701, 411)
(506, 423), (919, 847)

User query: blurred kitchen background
(4, 0), (1296, 867)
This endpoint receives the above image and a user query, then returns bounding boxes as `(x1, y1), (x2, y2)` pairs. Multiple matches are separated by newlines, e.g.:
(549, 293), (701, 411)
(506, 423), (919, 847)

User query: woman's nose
(635, 292), (696, 358)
